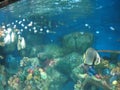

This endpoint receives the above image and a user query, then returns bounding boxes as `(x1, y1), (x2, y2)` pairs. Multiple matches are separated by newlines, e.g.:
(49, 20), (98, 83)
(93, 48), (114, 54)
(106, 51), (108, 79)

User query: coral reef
(20, 57), (39, 67)
(8, 56), (68, 90)
(0, 31), (119, 90)
(8, 57), (50, 90)
(72, 57), (120, 90)
(7, 44), (120, 90)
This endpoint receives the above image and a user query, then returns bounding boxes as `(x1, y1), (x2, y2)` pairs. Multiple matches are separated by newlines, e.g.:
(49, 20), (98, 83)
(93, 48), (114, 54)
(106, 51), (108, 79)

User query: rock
(62, 32), (94, 54)
(37, 44), (64, 61)
(71, 65), (85, 82)
(46, 67), (68, 90)
(80, 76), (112, 90)
(55, 52), (83, 75)
(20, 57), (40, 67)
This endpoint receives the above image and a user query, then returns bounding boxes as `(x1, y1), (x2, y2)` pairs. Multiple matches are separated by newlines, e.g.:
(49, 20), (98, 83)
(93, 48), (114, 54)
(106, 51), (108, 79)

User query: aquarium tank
(0, 0), (120, 90)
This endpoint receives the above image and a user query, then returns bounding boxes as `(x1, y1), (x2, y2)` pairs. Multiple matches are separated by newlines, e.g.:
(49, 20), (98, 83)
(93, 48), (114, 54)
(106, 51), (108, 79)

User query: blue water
(0, 0), (120, 50)
(0, 0), (120, 90)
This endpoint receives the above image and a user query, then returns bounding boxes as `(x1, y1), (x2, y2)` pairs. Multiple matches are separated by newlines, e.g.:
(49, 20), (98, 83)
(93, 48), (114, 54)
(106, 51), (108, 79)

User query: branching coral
(8, 57), (50, 90)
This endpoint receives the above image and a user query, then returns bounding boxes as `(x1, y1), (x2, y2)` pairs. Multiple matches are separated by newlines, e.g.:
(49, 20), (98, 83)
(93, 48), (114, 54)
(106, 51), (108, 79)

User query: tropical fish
(4, 32), (11, 44)
(11, 32), (15, 42)
(83, 48), (101, 65)
(3, 28), (16, 44)
(17, 35), (26, 50)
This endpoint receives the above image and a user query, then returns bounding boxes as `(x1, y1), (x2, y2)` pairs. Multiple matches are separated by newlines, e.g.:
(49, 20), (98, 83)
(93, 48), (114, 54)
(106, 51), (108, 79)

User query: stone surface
(55, 52), (83, 75)
(62, 32), (94, 54)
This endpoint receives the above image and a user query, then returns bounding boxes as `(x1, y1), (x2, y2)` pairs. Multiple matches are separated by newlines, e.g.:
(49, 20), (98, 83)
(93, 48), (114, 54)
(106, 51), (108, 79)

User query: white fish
(28, 21), (33, 27)
(34, 30), (37, 33)
(17, 31), (21, 35)
(33, 27), (36, 30)
(13, 25), (16, 28)
(4, 33), (11, 44)
(84, 23), (91, 28)
(40, 28), (43, 31)
(110, 26), (115, 31)
(46, 29), (56, 34)
(29, 29), (31, 32)
(11, 32), (15, 42)
(20, 29), (23, 32)
(46, 29), (50, 33)
(12, 22), (14, 25)
(18, 21), (22, 24)
(17, 36), (26, 50)
(96, 31), (100, 34)
(23, 19), (25, 21)
(2, 25), (6, 29)
(15, 20), (18, 23)
(21, 37), (26, 49)
(7, 24), (10, 27)
(7, 28), (12, 33)
(24, 26), (28, 29)
(21, 24), (24, 27)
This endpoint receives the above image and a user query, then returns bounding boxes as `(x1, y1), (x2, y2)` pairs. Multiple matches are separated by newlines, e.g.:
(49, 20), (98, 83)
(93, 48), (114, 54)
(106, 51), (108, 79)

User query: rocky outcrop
(62, 32), (94, 54)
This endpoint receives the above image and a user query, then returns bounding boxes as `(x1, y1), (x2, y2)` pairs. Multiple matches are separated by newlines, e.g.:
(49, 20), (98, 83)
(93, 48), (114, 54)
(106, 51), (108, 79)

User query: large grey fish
(83, 48), (101, 65)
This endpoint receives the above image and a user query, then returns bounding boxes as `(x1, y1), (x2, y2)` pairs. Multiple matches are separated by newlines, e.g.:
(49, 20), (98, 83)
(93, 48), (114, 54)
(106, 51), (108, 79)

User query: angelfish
(83, 48), (101, 65)
(3, 29), (16, 44)
(11, 32), (15, 42)
(4, 32), (11, 44)
(17, 35), (26, 50)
